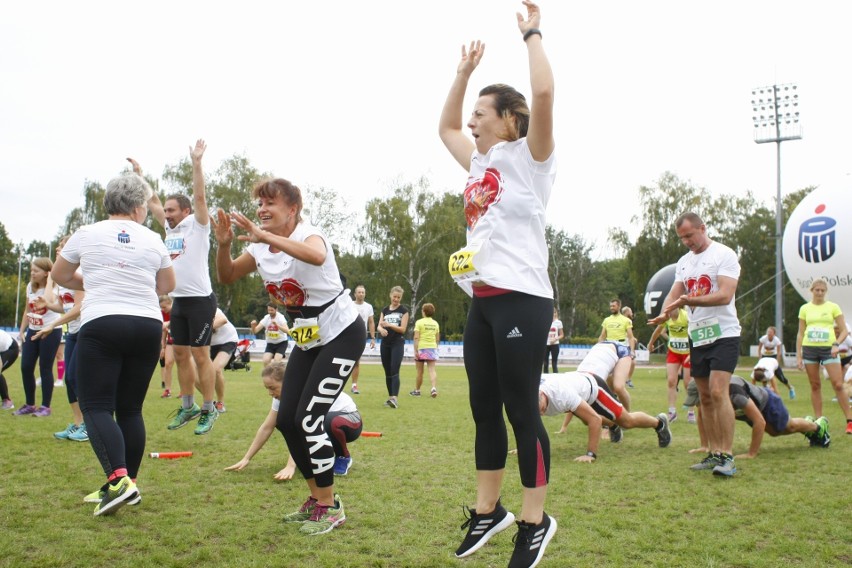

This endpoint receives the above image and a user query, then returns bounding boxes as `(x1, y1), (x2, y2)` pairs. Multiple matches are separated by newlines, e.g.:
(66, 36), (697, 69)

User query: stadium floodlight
(751, 83), (802, 347)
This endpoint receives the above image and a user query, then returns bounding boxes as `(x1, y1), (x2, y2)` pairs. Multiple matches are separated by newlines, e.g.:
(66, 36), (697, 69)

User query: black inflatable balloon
(643, 264), (677, 319)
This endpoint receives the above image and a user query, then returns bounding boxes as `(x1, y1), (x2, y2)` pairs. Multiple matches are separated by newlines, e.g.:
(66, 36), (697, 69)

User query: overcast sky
(2, 1), (850, 259)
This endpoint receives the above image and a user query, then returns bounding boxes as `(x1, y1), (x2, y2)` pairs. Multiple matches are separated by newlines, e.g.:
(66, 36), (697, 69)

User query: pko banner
(783, 177), (852, 314)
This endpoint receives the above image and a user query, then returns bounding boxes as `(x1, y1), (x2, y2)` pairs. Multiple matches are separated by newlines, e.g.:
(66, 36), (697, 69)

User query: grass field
(0, 360), (850, 568)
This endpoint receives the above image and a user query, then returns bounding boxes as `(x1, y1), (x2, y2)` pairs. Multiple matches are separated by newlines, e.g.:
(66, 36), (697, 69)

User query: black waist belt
(286, 290), (344, 319)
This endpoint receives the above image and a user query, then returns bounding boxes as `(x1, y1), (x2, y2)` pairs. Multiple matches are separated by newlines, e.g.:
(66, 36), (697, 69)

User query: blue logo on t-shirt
(118, 230), (130, 244)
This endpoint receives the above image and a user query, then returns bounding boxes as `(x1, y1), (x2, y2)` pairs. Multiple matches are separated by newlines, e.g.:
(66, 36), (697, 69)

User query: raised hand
(457, 40), (485, 77)
(516, 0), (541, 34)
(190, 139), (206, 162)
(126, 157), (143, 176)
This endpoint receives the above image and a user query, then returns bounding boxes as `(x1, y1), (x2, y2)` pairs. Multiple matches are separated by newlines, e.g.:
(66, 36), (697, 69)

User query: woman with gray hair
(52, 172), (175, 516)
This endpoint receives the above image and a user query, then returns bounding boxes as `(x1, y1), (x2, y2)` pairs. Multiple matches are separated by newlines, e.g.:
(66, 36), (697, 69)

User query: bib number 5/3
(689, 318), (722, 348)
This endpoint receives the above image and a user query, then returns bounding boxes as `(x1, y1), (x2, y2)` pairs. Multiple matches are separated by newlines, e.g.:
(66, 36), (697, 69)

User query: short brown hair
(422, 303), (435, 317)
(253, 178), (303, 223)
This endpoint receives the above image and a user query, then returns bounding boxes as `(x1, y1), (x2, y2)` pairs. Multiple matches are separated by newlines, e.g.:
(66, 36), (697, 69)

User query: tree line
(0, 156), (812, 352)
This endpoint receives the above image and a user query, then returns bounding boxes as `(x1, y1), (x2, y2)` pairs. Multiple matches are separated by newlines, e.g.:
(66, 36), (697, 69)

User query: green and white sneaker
(194, 409), (218, 435)
(85, 483), (141, 506)
(815, 416), (831, 448)
(300, 494), (346, 535)
(93, 477), (138, 516)
(54, 423), (80, 440)
(167, 403), (201, 430)
(283, 496), (318, 523)
(690, 453), (721, 471)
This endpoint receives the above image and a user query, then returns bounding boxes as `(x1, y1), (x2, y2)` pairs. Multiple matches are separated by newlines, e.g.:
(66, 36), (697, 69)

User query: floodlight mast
(751, 83), (802, 350)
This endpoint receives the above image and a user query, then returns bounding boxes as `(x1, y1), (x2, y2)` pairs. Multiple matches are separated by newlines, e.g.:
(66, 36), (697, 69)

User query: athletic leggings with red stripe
(463, 292), (552, 488)
(326, 410), (362, 458)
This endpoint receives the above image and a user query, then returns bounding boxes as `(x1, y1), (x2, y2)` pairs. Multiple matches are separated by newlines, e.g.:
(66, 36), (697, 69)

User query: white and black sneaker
(609, 424), (623, 443)
(508, 513), (557, 568)
(455, 498), (515, 558)
(655, 413), (672, 448)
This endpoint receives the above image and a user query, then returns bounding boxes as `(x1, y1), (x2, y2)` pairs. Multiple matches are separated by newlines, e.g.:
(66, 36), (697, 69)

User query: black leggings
(20, 328), (61, 407)
(774, 367), (791, 387)
(327, 410), (362, 458)
(1, 340), (20, 401)
(64, 332), (79, 405)
(276, 319), (366, 488)
(380, 339), (404, 397)
(76, 316), (162, 480)
(464, 292), (552, 488)
(543, 344), (560, 373)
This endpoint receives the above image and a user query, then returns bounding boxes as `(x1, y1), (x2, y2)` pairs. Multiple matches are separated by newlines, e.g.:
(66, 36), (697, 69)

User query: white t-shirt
(751, 357), (779, 381)
(259, 312), (289, 344)
(576, 342), (618, 379)
(211, 308), (239, 346)
(539, 372), (599, 416)
(57, 286), (82, 334)
(675, 240), (742, 339)
(271, 391), (357, 414)
(758, 335), (783, 357)
(547, 319), (563, 345)
(25, 284), (61, 331)
(838, 323), (852, 356)
(354, 302), (374, 331)
(60, 219), (172, 326)
(0, 329), (15, 352)
(455, 138), (555, 299)
(247, 222), (358, 347)
(164, 215), (212, 297)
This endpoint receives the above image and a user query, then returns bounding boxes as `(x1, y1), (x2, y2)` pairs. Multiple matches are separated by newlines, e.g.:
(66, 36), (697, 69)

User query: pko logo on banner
(797, 209), (835, 264)
(783, 178), (852, 312)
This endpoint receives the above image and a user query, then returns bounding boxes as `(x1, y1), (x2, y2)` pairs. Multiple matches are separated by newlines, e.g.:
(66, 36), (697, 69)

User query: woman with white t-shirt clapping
(251, 303), (290, 368)
(52, 173), (175, 516)
(14, 257), (63, 417)
(36, 235), (89, 441)
(214, 177), (365, 536)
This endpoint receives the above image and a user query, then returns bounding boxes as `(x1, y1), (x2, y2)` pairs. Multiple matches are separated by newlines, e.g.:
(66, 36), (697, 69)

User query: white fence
(246, 338), (651, 364)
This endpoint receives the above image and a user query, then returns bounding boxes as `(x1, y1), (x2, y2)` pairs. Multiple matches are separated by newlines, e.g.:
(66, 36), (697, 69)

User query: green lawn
(0, 361), (850, 568)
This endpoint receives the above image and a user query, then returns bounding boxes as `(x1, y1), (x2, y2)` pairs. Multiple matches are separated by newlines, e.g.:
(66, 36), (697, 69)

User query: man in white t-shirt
(350, 284), (376, 394)
(250, 304), (290, 368)
(649, 212), (741, 477)
(540, 371), (672, 461)
(756, 326), (795, 399)
(140, 140), (219, 436)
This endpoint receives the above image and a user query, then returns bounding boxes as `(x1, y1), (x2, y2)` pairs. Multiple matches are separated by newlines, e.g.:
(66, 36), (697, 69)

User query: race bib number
(669, 338), (690, 354)
(448, 247), (480, 282)
(689, 318), (722, 348)
(164, 234), (185, 258)
(806, 327), (830, 344)
(266, 325), (281, 341)
(27, 314), (44, 327)
(290, 318), (321, 350)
